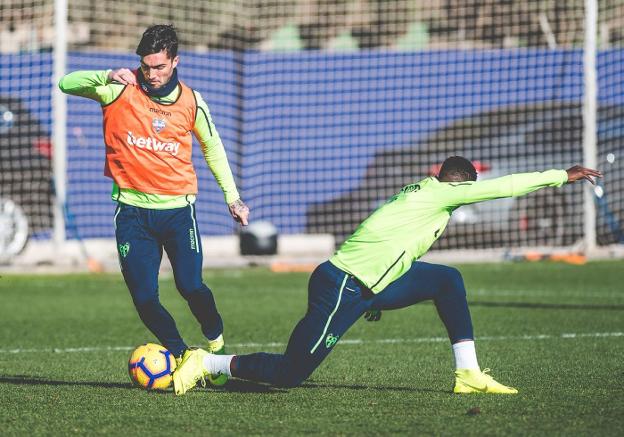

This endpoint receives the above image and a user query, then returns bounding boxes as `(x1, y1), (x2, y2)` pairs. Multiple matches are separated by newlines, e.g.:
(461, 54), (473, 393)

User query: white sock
(452, 340), (480, 370)
(203, 353), (234, 377)
(208, 334), (224, 344)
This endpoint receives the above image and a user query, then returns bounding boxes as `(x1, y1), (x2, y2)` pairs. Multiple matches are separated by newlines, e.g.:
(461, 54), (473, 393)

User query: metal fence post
(583, 0), (598, 254)
(52, 0), (68, 245)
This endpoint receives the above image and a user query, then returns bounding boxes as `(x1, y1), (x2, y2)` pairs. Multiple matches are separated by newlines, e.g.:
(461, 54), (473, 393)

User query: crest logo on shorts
(325, 333), (339, 349)
(118, 242), (130, 258)
(152, 118), (166, 133)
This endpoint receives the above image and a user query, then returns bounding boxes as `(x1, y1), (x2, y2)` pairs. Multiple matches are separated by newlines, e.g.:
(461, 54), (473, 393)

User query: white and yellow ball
(128, 343), (176, 390)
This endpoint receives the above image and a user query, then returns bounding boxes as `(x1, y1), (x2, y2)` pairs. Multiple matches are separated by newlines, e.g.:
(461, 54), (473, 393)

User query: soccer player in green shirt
(173, 156), (601, 395)
(59, 25), (249, 384)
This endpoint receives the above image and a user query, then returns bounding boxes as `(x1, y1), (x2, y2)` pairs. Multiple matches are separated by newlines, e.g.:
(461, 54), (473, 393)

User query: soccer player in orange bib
(59, 25), (249, 383)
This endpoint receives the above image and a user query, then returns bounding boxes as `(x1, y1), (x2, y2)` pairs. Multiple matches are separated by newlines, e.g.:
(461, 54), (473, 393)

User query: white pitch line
(1, 332), (622, 355)
(472, 289), (623, 298)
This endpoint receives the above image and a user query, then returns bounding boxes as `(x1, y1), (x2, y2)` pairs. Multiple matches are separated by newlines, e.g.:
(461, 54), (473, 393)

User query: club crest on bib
(152, 117), (166, 133)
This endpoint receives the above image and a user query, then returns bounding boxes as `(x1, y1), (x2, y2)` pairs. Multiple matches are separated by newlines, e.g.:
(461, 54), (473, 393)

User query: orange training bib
(102, 76), (198, 195)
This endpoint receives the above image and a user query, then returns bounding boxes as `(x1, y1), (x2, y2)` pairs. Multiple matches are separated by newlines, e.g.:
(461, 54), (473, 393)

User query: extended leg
(173, 261), (369, 394)
(234, 262), (369, 387)
(115, 204), (188, 357)
(370, 261), (516, 394)
(371, 262), (473, 342)
(164, 204), (223, 342)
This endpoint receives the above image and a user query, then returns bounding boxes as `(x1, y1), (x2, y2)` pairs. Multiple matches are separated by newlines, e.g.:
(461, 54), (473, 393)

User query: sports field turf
(1, 260), (622, 435)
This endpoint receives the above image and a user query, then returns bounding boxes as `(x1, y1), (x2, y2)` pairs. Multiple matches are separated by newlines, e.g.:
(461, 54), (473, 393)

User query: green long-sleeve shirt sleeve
(331, 169), (569, 292)
(58, 70), (240, 206)
(193, 91), (240, 205)
(58, 69), (121, 104)
(440, 170), (569, 208)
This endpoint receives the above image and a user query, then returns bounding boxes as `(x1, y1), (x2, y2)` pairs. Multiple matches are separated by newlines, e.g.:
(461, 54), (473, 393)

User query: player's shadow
(470, 301), (624, 311)
(213, 380), (444, 394)
(0, 375), (286, 394)
(219, 379), (286, 393)
(0, 373), (293, 395)
(0, 374), (133, 390)
(301, 381), (446, 394)
(0, 375), (448, 394)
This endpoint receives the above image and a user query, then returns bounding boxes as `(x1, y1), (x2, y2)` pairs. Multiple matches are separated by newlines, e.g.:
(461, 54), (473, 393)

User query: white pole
(583, 0), (598, 254)
(52, 0), (68, 244)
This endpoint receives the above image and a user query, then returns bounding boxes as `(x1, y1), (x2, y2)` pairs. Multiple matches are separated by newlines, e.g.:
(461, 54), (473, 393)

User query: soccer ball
(128, 343), (176, 390)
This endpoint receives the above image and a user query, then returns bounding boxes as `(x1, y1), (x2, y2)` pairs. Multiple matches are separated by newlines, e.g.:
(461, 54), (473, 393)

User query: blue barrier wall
(2, 50), (622, 238)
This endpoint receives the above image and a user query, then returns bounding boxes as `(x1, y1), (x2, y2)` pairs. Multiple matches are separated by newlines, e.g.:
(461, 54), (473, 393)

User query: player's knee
(133, 294), (161, 311)
(442, 266), (466, 296)
(177, 282), (211, 300)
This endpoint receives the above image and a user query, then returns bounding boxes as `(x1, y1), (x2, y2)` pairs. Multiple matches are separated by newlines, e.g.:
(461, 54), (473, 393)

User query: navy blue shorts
(113, 202), (206, 301)
(236, 260), (472, 387)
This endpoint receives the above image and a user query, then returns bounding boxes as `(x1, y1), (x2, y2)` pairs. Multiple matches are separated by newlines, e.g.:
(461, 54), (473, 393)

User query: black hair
(136, 24), (178, 59)
(438, 156), (477, 181)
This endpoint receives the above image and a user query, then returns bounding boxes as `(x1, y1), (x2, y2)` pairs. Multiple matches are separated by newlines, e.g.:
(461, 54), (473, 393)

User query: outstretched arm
(442, 166), (601, 209)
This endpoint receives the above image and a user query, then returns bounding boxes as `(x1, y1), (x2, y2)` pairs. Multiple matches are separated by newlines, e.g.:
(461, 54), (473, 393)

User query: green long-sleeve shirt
(330, 169), (569, 293)
(58, 69), (240, 208)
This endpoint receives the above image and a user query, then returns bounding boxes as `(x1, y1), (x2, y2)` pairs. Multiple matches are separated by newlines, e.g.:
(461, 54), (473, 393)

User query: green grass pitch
(1, 261), (623, 435)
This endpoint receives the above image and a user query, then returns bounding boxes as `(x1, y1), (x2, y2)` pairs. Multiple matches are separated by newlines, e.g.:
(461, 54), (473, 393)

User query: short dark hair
(136, 24), (178, 58)
(438, 156), (477, 181)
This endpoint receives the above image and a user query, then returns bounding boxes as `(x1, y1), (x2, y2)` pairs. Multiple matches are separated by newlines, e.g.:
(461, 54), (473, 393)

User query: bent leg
(235, 262), (369, 387)
(164, 205), (223, 340)
(371, 262), (474, 343)
(115, 204), (188, 356)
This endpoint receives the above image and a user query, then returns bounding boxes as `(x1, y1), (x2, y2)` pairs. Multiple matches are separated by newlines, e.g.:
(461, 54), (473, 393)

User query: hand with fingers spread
(565, 166), (603, 185)
(107, 68), (137, 86)
(228, 198), (250, 226)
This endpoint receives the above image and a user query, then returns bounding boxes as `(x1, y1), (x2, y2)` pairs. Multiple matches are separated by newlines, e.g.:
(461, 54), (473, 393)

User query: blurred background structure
(1, 0), (623, 269)
(3, 1), (624, 51)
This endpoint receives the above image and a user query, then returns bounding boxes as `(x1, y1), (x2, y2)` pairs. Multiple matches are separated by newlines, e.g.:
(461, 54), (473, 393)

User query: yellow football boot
(206, 335), (228, 387)
(453, 368), (518, 394)
(172, 348), (209, 396)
